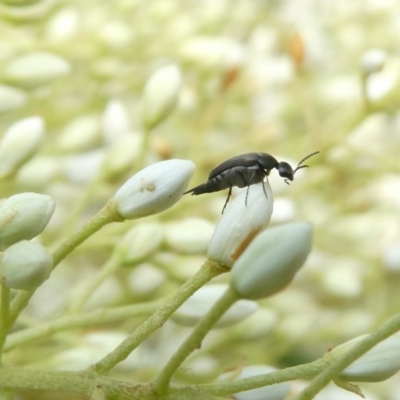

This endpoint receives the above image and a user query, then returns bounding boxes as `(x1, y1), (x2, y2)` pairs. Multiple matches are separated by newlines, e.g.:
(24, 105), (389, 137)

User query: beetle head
(279, 151), (320, 184)
(277, 162), (294, 184)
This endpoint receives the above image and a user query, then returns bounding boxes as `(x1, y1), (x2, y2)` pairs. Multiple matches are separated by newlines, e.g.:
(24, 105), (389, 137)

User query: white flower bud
(0, 84), (27, 113)
(382, 241), (400, 272)
(172, 284), (258, 328)
(5, 52), (71, 86)
(140, 64), (182, 130)
(0, 193), (55, 251)
(360, 49), (386, 75)
(116, 222), (164, 264)
(218, 365), (291, 400)
(207, 182), (273, 268)
(180, 37), (244, 71)
(112, 159), (194, 220)
(331, 334), (400, 382)
(231, 222), (312, 300)
(165, 217), (214, 254)
(45, 7), (79, 43)
(101, 135), (142, 179)
(0, 240), (52, 290)
(0, 116), (44, 178)
(102, 99), (132, 144)
(57, 115), (100, 152)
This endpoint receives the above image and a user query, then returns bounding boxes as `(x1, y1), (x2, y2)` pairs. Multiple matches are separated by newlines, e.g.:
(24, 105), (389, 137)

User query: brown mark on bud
(230, 227), (262, 263)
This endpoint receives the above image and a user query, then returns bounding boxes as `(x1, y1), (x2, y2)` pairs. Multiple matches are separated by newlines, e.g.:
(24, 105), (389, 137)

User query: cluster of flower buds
(206, 181), (313, 300)
(0, 193), (55, 290)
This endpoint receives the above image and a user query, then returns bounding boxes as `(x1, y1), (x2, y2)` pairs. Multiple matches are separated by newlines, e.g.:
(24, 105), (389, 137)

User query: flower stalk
(91, 260), (228, 375)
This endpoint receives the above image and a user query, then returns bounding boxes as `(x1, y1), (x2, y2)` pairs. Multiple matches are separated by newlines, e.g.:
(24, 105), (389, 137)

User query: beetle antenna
(293, 151), (319, 175)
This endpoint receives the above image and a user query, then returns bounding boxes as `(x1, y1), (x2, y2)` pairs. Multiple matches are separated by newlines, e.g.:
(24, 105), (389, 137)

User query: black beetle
(184, 151), (319, 213)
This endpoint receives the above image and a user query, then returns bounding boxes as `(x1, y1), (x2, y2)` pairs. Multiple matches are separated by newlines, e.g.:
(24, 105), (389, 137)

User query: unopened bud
(207, 182), (273, 268)
(231, 222), (312, 300)
(0, 116), (44, 178)
(0, 192), (55, 251)
(360, 49), (386, 75)
(5, 52), (71, 86)
(116, 222), (164, 264)
(101, 135), (142, 179)
(331, 334), (400, 382)
(111, 159), (194, 220)
(102, 99), (131, 144)
(0, 240), (52, 290)
(140, 64), (182, 130)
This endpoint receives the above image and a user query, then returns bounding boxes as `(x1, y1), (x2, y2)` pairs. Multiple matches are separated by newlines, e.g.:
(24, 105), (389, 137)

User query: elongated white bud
(116, 222), (164, 264)
(0, 116), (44, 178)
(112, 159), (194, 220)
(5, 52), (71, 86)
(331, 333), (400, 382)
(231, 222), (312, 300)
(207, 182), (273, 268)
(360, 49), (386, 75)
(0, 240), (52, 290)
(140, 64), (182, 130)
(0, 193), (55, 251)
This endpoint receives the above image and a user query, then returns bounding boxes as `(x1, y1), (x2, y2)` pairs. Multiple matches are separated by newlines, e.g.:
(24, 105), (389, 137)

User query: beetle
(184, 151), (319, 213)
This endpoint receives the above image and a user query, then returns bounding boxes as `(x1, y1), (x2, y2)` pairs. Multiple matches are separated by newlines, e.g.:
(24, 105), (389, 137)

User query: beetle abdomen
(184, 174), (230, 196)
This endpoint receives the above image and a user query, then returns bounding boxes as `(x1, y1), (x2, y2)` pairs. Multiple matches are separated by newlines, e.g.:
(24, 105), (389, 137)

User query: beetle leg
(222, 186), (232, 214)
(261, 181), (268, 200)
(245, 185), (250, 206)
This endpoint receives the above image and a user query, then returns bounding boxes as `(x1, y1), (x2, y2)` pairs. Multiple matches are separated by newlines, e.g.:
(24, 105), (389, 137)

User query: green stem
(0, 364), (260, 399)
(67, 253), (121, 313)
(294, 311), (400, 400)
(4, 300), (162, 352)
(0, 285), (10, 363)
(153, 286), (239, 394)
(135, 128), (151, 171)
(52, 202), (122, 267)
(61, 173), (104, 239)
(361, 72), (371, 113)
(9, 202), (121, 325)
(201, 358), (328, 397)
(91, 260), (229, 375)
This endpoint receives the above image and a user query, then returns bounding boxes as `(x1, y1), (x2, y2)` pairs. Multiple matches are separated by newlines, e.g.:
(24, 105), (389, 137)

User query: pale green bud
(231, 222), (312, 300)
(207, 182), (273, 268)
(101, 135), (142, 179)
(117, 222), (164, 264)
(360, 49), (386, 75)
(0, 116), (44, 178)
(172, 284), (257, 328)
(0, 84), (27, 113)
(165, 217), (214, 254)
(331, 334), (400, 382)
(0, 192), (55, 250)
(0, 240), (52, 290)
(4, 52), (71, 86)
(141, 64), (182, 130)
(57, 115), (100, 152)
(112, 159), (194, 220)
(45, 8), (79, 43)
(102, 99), (131, 144)
(218, 365), (291, 400)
